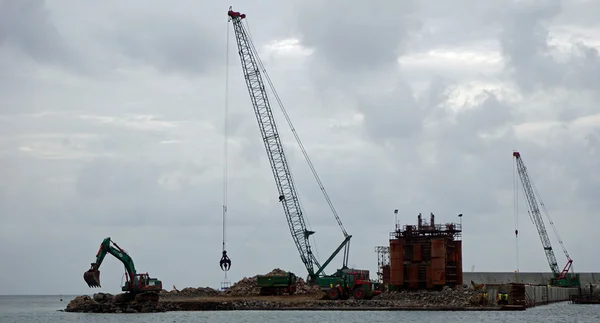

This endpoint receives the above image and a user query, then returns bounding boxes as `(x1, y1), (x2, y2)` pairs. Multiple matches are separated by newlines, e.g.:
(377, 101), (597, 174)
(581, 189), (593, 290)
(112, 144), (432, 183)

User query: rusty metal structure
(374, 246), (390, 287)
(388, 213), (463, 290)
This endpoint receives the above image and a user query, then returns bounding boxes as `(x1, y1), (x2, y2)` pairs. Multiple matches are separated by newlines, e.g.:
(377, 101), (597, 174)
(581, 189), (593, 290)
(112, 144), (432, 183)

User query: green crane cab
(550, 273), (580, 287)
(83, 237), (163, 303)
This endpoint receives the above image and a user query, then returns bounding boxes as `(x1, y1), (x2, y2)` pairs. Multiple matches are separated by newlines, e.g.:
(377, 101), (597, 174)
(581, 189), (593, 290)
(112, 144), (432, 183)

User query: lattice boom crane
(512, 151), (579, 287)
(227, 7), (352, 285)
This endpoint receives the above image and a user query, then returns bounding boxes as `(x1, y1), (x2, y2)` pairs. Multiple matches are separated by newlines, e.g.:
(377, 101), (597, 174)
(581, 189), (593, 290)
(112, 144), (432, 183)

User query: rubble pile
(160, 287), (222, 299)
(265, 268), (288, 276)
(225, 268), (321, 296)
(374, 285), (482, 307)
(65, 293), (171, 313)
(295, 277), (323, 295)
(64, 286), (496, 313)
(227, 276), (260, 296)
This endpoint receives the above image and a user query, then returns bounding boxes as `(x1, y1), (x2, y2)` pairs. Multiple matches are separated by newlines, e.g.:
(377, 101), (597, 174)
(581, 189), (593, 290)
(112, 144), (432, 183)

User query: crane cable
(219, 18), (289, 258)
(513, 155), (520, 275)
(223, 20), (230, 255)
(243, 19), (348, 238)
(219, 21), (232, 273)
(531, 177), (571, 260)
(529, 164), (574, 275)
(241, 19), (322, 263)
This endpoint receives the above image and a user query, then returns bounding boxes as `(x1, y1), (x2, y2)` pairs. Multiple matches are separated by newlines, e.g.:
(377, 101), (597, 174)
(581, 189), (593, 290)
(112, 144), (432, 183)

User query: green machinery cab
(551, 273), (580, 287)
(257, 272), (297, 295)
(316, 268), (379, 300)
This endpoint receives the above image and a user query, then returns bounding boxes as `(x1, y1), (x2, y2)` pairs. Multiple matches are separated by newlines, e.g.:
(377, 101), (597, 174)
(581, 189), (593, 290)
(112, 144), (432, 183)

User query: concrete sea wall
(525, 285), (578, 306)
(480, 284), (578, 307)
(464, 272), (600, 286)
(465, 273), (584, 307)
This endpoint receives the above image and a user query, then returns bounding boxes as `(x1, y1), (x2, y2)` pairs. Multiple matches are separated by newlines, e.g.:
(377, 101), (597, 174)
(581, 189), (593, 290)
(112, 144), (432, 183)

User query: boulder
(65, 293), (169, 313)
(93, 292), (115, 303)
(66, 295), (98, 312)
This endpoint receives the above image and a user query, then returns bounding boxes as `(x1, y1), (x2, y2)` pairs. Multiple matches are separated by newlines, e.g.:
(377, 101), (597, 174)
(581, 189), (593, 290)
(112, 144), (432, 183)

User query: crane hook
(219, 250), (231, 271)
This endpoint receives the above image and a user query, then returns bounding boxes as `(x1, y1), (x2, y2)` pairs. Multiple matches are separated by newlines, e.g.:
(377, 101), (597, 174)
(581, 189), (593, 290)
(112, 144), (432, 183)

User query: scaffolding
(375, 246), (390, 285)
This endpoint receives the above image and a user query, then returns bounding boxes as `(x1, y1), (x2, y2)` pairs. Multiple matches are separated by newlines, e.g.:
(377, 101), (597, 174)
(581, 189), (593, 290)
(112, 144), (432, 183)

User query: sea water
(0, 295), (599, 323)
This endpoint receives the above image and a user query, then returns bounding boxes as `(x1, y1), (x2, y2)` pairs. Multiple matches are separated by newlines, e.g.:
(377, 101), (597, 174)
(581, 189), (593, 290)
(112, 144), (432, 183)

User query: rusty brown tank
(387, 212), (463, 290)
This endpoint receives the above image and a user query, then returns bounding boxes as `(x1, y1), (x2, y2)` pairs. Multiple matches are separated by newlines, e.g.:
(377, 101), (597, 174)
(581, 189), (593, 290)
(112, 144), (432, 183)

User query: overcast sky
(1, 0), (599, 296)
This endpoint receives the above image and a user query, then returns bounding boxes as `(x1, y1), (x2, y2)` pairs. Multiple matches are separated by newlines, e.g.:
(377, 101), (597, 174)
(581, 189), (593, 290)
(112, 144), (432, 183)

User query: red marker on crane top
(228, 7), (246, 20)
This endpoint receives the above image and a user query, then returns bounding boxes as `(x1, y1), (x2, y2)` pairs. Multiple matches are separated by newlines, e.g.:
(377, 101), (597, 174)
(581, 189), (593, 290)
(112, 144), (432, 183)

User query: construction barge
(65, 293), (527, 313)
(161, 302), (525, 312)
(66, 262), (529, 314)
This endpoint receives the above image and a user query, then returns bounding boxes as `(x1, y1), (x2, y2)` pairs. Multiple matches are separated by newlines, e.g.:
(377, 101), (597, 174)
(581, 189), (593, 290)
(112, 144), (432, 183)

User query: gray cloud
(100, 18), (222, 76)
(356, 79), (421, 142)
(0, 0), (77, 68)
(1, 0), (599, 295)
(499, 0), (600, 96)
(295, 0), (420, 72)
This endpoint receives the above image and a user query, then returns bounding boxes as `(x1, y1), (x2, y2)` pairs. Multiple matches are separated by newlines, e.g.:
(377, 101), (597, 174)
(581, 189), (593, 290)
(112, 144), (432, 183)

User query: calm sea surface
(1, 295), (599, 323)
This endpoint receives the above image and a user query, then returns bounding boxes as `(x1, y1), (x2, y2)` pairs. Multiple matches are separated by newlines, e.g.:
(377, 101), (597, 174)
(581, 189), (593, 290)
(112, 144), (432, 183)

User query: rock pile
(296, 279), (323, 295)
(374, 285), (482, 307)
(225, 268), (322, 296)
(64, 287), (494, 313)
(227, 276), (260, 296)
(65, 293), (169, 313)
(160, 287), (222, 299)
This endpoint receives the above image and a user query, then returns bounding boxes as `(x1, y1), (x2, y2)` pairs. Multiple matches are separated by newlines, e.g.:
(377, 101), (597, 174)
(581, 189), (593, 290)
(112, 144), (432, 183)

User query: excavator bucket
(84, 269), (101, 288)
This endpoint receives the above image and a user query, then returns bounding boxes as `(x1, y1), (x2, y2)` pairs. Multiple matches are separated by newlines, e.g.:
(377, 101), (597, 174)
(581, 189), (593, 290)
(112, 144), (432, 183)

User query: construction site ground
(65, 290), (525, 313)
(159, 293), (521, 311)
(164, 293), (323, 303)
(64, 269), (528, 313)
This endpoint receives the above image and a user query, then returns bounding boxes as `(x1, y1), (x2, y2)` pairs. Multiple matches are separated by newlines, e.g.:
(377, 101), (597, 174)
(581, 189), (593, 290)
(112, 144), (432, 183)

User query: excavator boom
(83, 237), (137, 288)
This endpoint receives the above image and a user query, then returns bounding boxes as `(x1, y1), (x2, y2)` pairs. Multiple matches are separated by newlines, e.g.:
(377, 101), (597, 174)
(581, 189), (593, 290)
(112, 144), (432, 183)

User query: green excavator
(83, 237), (163, 303)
